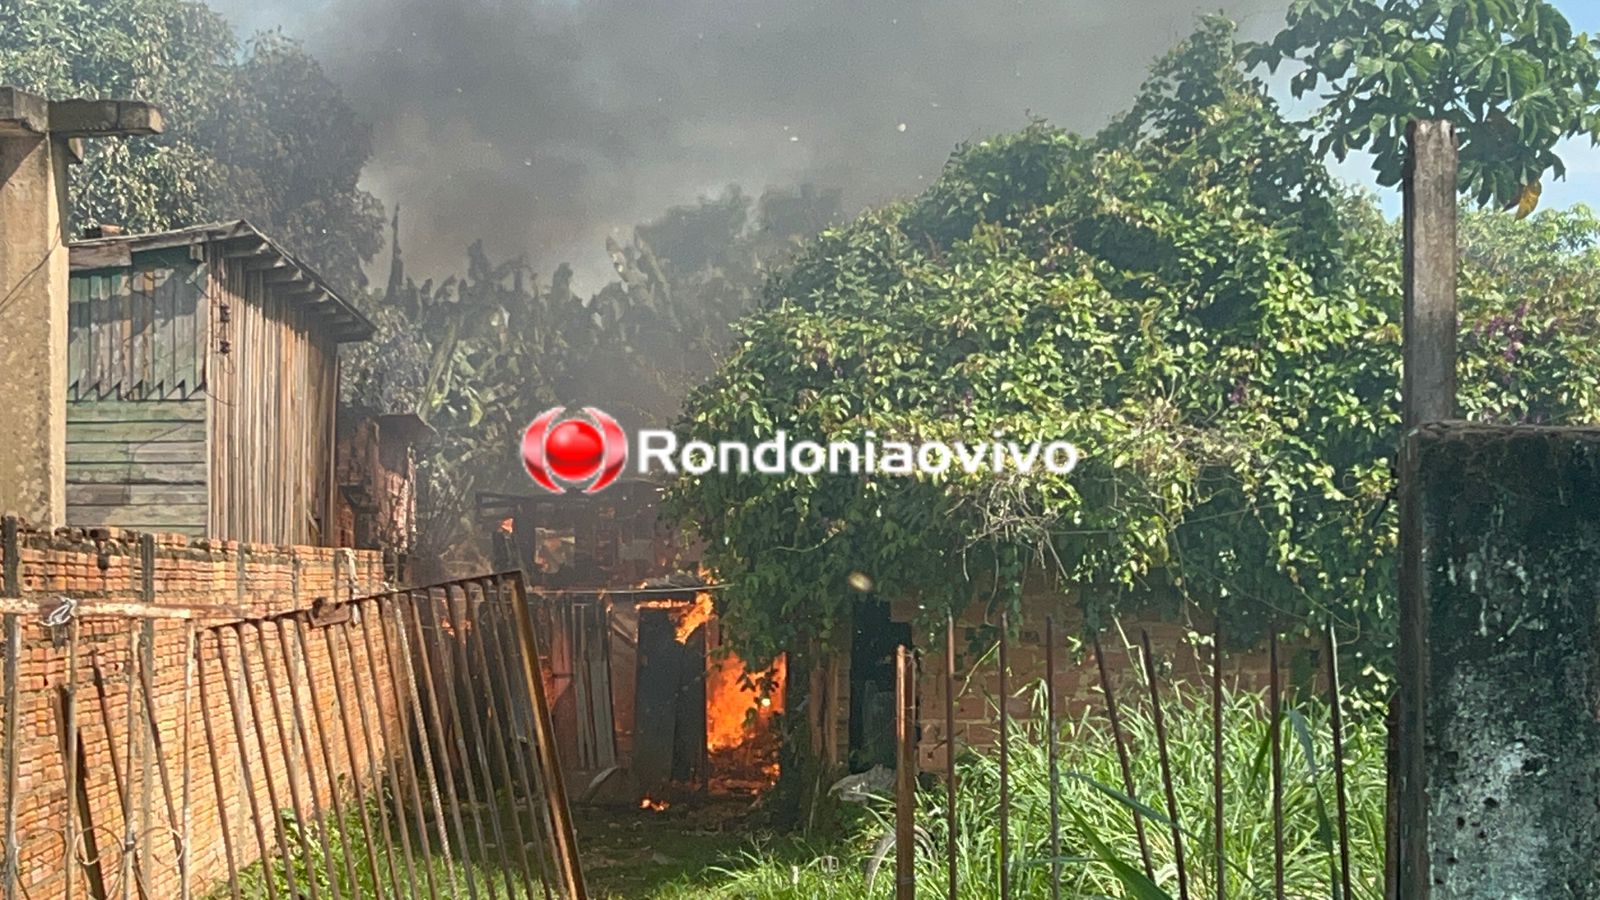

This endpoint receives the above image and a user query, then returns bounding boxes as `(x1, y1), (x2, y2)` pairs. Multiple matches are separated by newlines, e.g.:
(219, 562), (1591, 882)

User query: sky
(206, 0), (1600, 287)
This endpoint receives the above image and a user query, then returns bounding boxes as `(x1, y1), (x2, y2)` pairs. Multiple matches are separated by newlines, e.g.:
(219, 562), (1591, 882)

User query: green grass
(211, 681), (1386, 899)
(612, 681), (1388, 899)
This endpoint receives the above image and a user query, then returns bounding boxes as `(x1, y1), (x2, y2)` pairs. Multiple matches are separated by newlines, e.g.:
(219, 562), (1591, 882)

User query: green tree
(663, 18), (1600, 676)
(1254, 0), (1600, 212)
(0, 0), (383, 293)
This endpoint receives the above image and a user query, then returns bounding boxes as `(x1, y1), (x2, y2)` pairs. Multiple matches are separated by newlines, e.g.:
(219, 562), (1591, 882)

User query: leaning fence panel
(0, 570), (585, 900)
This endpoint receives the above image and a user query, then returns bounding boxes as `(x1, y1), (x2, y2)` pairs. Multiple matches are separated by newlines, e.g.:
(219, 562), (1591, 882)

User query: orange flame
(640, 797), (669, 812)
(706, 650), (786, 753)
(673, 592), (715, 644)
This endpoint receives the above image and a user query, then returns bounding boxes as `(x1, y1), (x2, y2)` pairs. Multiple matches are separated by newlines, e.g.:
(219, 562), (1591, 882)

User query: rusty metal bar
(371, 595), (442, 899)
(1213, 619), (1225, 900)
(133, 622), (184, 874)
(62, 616), (82, 900)
(396, 591), (471, 899)
(1141, 629), (1190, 900)
(466, 582), (548, 899)
(944, 614), (957, 900)
(484, 578), (560, 897)
(445, 585), (521, 900)
(136, 548), (153, 900)
(214, 628), (281, 900)
(0, 517), (15, 596)
(1326, 626), (1354, 900)
(1093, 631), (1154, 880)
(195, 634), (243, 900)
(1269, 633), (1285, 900)
(427, 587), (501, 900)
(894, 645), (916, 900)
(252, 622), (322, 900)
(1, 613), (19, 900)
(1046, 616), (1060, 900)
(291, 615), (363, 896)
(0, 524), (12, 900)
(316, 606), (394, 899)
(998, 609), (1010, 900)
(120, 626), (139, 900)
(507, 573), (586, 900)
(89, 651), (142, 900)
(272, 617), (346, 899)
(393, 589), (464, 890)
(180, 623), (194, 900)
(350, 598), (423, 898)
(338, 602), (408, 899)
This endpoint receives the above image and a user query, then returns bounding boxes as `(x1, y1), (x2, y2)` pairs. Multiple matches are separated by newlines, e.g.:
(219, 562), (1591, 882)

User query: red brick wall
(0, 525), (395, 899)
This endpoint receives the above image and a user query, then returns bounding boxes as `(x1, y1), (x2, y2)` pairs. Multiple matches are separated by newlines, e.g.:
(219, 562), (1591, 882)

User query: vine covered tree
(665, 18), (1600, 676)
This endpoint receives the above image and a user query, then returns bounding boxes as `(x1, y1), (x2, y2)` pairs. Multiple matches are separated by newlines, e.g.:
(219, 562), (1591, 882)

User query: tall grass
(902, 682), (1387, 899)
(208, 681), (1387, 899)
(663, 680), (1387, 899)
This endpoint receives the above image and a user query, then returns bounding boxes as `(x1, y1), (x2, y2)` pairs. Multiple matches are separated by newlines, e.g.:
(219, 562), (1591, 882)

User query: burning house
(479, 480), (786, 803)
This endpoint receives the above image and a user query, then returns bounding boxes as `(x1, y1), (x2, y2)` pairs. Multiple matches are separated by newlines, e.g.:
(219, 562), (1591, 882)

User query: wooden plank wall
(64, 401), (208, 534)
(66, 253), (210, 535)
(207, 248), (339, 546)
(67, 252), (205, 401)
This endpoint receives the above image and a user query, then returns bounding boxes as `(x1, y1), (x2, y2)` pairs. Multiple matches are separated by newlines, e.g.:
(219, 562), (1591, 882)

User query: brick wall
(0, 523), (396, 899)
(896, 586), (1296, 775)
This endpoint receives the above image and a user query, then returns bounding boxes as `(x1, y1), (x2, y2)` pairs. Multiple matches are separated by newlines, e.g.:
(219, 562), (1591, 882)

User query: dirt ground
(575, 797), (820, 898)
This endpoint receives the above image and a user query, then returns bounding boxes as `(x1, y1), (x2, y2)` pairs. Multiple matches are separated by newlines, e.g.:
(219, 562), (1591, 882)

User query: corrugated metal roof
(69, 219), (375, 343)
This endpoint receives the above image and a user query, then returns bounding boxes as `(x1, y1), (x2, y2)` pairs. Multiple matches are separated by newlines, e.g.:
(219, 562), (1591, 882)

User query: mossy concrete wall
(1399, 423), (1600, 899)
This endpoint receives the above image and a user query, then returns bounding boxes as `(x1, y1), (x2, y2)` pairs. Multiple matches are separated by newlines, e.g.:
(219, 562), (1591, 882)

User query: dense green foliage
(666, 20), (1600, 665)
(1255, 0), (1600, 212)
(0, 0), (383, 292)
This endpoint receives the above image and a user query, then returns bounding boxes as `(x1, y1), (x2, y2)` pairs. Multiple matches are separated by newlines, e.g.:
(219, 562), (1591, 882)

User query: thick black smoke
(218, 0), (1286, 284)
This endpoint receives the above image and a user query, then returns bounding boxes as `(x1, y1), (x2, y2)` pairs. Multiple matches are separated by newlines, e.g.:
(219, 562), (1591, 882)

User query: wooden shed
(65, 220), (373, 543)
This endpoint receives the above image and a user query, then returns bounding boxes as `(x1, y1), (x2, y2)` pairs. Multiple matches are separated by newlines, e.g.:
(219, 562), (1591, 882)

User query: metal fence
(894, 615), (1359, 900)
(0, 569), (586, 900)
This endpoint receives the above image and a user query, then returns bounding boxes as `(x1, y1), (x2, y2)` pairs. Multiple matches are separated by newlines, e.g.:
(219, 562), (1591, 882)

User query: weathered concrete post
(0, 88), (161, 527)
(1392, 117), (1460, 900)
(1400, 424), (1600, 898)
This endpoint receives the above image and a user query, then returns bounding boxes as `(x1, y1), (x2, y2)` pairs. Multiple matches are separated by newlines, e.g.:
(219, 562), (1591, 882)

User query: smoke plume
(217, 0), (1287, 285)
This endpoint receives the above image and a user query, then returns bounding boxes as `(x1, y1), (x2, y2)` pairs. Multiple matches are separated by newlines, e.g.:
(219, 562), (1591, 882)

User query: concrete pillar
(0, 88), (161, 528)
(0, 88), (68, 527)
(1398, 423), (1600, 898)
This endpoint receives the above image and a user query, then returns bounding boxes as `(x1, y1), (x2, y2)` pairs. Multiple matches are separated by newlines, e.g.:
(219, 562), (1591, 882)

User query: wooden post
(895, 645), (917, 900)
(1393, 118), (1459, 900)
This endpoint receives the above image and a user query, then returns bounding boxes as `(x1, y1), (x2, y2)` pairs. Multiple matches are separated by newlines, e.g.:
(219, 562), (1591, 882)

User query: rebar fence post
(894, 645), (916, 900)
(997, 610), (1010, 900)
(943, 614), (957, 900)
(1326, 625), (1354, 900)
(1141, 629), (1189, 900)
(1094, 632), (1154, 880)
(1269, 633), (1285, 900)
(1212, 618), (1225, 900)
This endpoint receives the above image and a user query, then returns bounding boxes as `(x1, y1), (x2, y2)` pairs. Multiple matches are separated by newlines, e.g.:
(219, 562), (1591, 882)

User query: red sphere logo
(522, 407), (627, 493)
